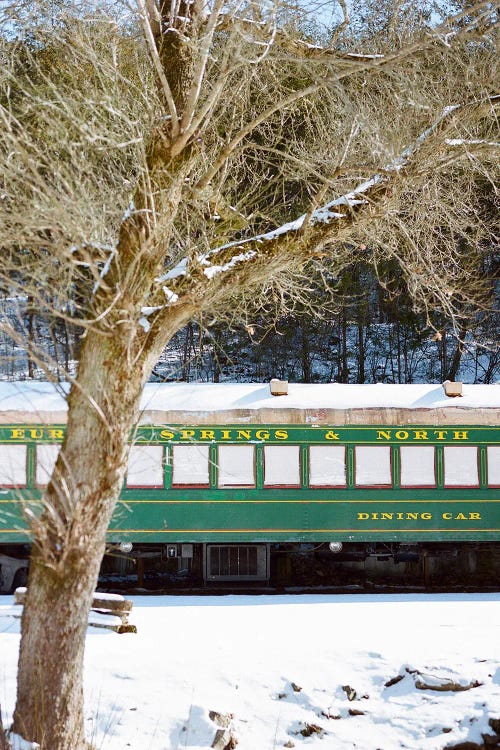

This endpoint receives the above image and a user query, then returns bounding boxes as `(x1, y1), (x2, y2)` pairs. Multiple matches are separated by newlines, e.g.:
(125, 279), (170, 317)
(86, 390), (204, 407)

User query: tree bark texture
(13, 305), (192, 749)
(13, 72), (197, 749)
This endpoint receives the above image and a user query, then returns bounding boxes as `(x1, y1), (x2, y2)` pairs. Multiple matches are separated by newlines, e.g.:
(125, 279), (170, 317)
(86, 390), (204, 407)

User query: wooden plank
(12, 588), (136, 633)
(15, 588), (133, 614)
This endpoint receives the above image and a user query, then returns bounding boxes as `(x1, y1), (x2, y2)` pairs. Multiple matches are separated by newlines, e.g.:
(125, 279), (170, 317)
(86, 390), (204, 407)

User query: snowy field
(1, 593), (500, 750)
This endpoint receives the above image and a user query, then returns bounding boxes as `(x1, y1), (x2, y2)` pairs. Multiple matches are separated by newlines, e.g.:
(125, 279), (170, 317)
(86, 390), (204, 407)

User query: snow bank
(1, 593), (499, 750)
(0, 381), (498, 418)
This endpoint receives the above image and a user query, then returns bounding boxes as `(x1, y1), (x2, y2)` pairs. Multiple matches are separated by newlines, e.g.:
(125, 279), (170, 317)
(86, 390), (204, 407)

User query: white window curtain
(444, 446), (479, 487)
(309, 446), (346, 486)
(36, 444), (61, 485)
(487, 446), (500, 486)
(400, 446), (435, 487)
(264, 445), (300, 486)
(0, 445), (27, 486)
(172, 445), (210, 485)
(218, 445), (255, 487)
(355, 446), (391, 486)
(127, 445), (164, 487)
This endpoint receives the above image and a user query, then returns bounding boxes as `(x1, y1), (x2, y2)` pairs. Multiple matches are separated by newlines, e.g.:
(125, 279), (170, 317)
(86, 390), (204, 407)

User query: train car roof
(0, 381), (498, 426)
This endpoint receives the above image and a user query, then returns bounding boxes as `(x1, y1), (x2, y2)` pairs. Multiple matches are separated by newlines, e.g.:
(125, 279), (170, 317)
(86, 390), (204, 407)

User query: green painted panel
(1, 423), (499, 543)
(106, 497), (500, 543)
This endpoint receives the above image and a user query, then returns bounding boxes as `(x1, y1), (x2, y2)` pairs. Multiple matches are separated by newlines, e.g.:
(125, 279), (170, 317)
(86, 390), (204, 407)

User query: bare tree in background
(0, 0), (498, 747)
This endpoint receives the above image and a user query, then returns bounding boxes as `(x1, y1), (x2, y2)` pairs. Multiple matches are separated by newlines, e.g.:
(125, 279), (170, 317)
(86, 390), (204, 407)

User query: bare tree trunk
(13, 333), (145, 749)
(182, 323), (193, 381)
(396, 320), (402, 383)
(441, 329), (448, 381)
(445, 326), (467, 381)
(338, 310), (348, 382)
(357, 308), (365, 383)
(13, 306), (192, 749)
(301, 323), (311, 382)
(26, 295), (35, 379)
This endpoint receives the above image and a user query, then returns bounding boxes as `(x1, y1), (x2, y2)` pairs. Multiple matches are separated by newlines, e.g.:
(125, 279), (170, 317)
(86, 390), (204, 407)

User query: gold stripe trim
(105, 528), (500, 534)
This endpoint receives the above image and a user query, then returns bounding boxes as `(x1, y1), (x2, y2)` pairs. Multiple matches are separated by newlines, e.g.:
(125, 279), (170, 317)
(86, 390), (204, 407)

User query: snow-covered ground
(1, 593), (499, 750)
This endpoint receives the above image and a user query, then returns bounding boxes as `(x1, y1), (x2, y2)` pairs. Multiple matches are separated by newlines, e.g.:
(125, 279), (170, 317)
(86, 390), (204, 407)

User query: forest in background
(1, 2), (498, 389)
(2, 256), (498, 385)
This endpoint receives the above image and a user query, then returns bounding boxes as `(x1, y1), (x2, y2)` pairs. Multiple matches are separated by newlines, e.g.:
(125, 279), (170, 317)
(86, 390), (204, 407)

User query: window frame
(126, 444), (165, 489)
(35, 444), (61, 488)
(354, 445), (393, 488)
(486, 446), (500, 488)
(443, 445), (480, 488)
(399, 445), (437, 489)
(217, 444), (256, 488)
(263, 444), (301, 488)
(0, 443), (28, 488)
(171, 443), (211, 488)
(308, 445), (347, 488)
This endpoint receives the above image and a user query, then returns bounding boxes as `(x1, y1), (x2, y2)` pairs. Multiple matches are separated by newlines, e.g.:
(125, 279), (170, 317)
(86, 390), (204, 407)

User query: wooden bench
(12, 588), (137, 634)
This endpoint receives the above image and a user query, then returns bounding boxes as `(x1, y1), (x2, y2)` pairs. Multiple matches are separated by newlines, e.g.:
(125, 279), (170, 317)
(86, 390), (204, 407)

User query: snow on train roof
(0, 380), (498, 416)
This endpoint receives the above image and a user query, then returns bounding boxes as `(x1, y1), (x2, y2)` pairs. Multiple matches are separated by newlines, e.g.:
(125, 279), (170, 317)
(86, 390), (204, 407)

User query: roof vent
(270, 378), (288, 396)
(442, 380), (463, 397)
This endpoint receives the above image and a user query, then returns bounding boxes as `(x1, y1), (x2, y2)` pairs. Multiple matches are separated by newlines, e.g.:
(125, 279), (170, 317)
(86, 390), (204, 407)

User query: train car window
(400, 446), (436, 487)
(264, 445), (300, 486)
(309, 446), (346, 486)
(218, 445), (255, 487)
(487, 446), (500, 486)
(172, 444), (210, 486)
(36, 444), (61, 486)
(127, 445), (164, 487)
(443, 446), (479, 487)
(0, 444), (27, 487)
(355, 446), (392, 486)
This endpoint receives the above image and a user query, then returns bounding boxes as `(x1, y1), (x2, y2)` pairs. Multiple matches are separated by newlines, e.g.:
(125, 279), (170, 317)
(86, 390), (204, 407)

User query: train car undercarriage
(95, 541), (500, 591)
(2, 542), (499, 593)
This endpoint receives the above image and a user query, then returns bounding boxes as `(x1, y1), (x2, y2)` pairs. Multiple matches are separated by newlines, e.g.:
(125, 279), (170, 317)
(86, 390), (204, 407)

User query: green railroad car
(0, 381), (499, 586)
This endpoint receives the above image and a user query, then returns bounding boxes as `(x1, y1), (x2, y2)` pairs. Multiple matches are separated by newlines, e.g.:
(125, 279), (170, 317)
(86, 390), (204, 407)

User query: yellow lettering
(434, 430), (448, 440)
(406, 513), (418, 520)
(443, 511), (481, 521)
(395, 430), (409, 440)
(28, 428), (44, 439)
(160, 429), (175, 440)
(357, 513), (369, 520)
(381, 513), (393, 520)
(200, 430), (215, 440)
(413, 430), (428, 440)
(236, 430), (251, 441)
(377, 430), (392, 441)
(274, 429), (288, 441)
(48, 429), (64, 440)
(453, 430), (469, 440)
(180, 429), (196, 440)
(220, 430), (232, 440)
(421, 513), (432, 520)
(325, 431), (340, 440)
(10, 428), (25, 439)
(255, 429), (270, 440)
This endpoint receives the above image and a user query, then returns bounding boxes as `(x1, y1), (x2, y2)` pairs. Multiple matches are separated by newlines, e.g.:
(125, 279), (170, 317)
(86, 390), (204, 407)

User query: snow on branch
(150, 95), (497, 305)
(444, 138), (500, 148)
(200, 103), (466, 262)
